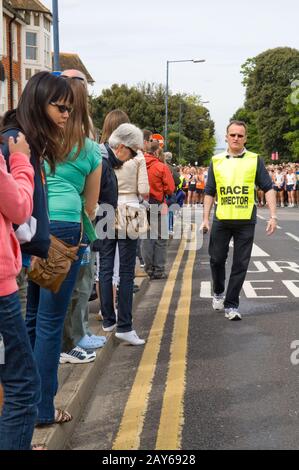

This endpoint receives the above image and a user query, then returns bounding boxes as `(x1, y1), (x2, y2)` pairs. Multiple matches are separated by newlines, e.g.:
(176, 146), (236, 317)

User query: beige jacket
(115, 151), (149, 204)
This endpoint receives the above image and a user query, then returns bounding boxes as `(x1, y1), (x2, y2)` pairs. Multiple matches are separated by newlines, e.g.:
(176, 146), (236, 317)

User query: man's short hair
(164, 152), (172, 162)
(143, 129), (152, 141)
(226, 120), (248, 134)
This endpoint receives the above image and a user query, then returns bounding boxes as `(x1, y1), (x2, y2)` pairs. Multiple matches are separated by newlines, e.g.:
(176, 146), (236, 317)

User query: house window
(44, 34), (50, 67)
(34, 14), (40, 27)
(26, 32), (38, 61)
(3, 18), (7, 56)
(34, 69), (41, 75)
(13, 81), (19, 109)
(12, 23), (18, 61)
(25, 68), (32, 81)
(24, 12), (31, 25)
(0, 80), (8, 114)
(44, 18), (51, 32)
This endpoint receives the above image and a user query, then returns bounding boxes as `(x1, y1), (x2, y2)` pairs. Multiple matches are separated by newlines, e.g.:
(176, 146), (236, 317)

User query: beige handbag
(115, 204), (149, 238)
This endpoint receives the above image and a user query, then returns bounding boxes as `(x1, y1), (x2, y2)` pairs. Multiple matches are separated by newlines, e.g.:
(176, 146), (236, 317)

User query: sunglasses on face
(125, 146), (138, 158)
(229, 133), (245, 138)
(50, 102), (73, 114)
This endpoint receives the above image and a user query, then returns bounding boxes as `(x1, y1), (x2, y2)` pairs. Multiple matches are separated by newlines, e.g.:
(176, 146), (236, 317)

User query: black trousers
(209, 220), (255, 309)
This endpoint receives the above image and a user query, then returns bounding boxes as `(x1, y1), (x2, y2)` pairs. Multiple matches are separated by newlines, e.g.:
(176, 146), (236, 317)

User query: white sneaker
(102, 323), (117, 332)
(59, 346), (96, 364)
(212, 293), (225, 311)
(225, 308), (242, 321)
(115, 330), (145, 346)
(281, 203), (284, 208)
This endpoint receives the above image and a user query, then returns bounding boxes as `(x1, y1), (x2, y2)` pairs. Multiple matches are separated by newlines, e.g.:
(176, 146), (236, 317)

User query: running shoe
(224, 308), (242, 321)
(212, 293), (225, 311)
(59, 346), (96, 364)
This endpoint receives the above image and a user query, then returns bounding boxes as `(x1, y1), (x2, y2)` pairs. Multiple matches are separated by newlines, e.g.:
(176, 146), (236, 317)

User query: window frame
(25, 30), (38, 62)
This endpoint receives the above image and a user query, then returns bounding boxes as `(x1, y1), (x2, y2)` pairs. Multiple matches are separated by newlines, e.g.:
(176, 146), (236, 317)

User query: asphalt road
(69, 207), (299, 450)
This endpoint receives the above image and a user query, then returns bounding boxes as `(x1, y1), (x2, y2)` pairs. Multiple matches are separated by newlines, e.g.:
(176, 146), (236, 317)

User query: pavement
(32, 271), (149, 450)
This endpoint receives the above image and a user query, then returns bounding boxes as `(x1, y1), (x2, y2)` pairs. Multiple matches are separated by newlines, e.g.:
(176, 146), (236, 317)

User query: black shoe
(151, 273), (167, 280)
(88, 283), (98, 302)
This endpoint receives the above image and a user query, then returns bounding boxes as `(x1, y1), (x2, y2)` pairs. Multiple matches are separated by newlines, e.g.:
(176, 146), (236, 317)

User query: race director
(201, 120), (277, 321)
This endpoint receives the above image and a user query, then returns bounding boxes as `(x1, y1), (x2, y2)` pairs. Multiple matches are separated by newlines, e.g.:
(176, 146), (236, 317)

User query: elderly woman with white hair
(97, 123), (146, 346)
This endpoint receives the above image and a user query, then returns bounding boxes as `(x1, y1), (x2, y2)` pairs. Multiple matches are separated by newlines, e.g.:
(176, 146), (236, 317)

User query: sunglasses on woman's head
(61, 75), (85, 82)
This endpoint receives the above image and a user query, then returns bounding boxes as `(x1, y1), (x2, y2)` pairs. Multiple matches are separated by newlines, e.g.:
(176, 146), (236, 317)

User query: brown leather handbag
(28, 233), (81, 294)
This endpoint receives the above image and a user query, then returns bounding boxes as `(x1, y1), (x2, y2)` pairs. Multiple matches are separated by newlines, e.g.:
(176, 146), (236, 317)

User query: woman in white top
(113, 150), (149, 304)
(286, 167), (296, 207)
(274, 169), (285, 207)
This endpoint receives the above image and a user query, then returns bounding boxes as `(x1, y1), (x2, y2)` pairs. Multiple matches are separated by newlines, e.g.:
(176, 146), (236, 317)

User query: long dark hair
(62, 77), (92, 159)
(2, 71), (73, 172)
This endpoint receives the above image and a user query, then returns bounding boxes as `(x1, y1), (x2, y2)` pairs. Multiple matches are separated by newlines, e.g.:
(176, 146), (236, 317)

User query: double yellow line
(113, 226), (197, 450)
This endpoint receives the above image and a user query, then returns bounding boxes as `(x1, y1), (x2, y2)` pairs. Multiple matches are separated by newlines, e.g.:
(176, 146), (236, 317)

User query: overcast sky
(43, 0), (299, 147)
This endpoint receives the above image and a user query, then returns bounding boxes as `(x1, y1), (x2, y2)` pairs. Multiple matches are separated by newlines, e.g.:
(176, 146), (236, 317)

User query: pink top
(0, 151), (34, 297)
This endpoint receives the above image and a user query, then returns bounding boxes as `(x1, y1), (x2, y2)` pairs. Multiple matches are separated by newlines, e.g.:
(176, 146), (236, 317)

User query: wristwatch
(270, 215), (278, 220)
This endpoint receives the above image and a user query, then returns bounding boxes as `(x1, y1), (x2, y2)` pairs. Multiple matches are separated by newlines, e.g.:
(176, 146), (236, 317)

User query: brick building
(0, 0), (52, 114)
(0, 0), (94, 115)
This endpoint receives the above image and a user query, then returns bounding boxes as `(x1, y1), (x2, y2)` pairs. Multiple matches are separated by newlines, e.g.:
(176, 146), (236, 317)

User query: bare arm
(200, 194), (215, 232)
(265, 189), (277, 236)
(84, 164), (102, 220)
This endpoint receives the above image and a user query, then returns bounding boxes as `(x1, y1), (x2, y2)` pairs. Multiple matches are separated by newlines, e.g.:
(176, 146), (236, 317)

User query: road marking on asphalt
(230, 241), (270, 257)
(257, 214), (266, 220)
(243, 280), (288, 298)
(156, 225), (197, 450)
(251, 243), (270, 257)
(286, 232), (299, 243)
(282, 281), (299, 297)
(200, 281), (212, 298)
(112, 237), (186, 450)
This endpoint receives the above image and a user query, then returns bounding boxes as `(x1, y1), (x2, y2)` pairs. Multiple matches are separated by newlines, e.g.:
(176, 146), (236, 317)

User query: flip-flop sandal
(32, 444), (47, 450)
(54, 408), (73, 424)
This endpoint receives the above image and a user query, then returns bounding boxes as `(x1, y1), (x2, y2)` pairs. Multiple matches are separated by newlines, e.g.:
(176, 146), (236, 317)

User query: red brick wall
(2, 15), (22, 110)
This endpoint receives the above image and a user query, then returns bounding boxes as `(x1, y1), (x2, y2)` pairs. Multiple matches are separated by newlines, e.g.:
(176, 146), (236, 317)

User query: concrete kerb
(32, 275), (150, 450)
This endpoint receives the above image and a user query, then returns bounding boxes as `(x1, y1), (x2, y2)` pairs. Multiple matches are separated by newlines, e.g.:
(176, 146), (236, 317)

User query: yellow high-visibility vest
(212, 151), (258, 220)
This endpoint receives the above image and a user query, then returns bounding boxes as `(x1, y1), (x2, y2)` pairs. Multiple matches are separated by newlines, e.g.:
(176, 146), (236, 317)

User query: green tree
(232, 47), (299, 160)
(284, 89), (299, 161)
(90, 83), (215, 164)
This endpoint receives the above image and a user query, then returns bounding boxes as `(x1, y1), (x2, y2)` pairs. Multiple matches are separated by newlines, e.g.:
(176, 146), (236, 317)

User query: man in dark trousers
(141, 133), (175, 279)
(201, 120), (277, 321)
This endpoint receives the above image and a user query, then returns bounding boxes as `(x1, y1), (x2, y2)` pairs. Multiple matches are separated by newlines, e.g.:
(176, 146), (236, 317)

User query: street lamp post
(52, 0), (60, 71)
(165, 58), (205, 151)
(178, 101), (182, 161)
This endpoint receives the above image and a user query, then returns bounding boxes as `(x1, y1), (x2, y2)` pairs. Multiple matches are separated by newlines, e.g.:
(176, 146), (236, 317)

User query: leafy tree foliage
(232, 47), (299, 161)
(90, 83), (215, 164)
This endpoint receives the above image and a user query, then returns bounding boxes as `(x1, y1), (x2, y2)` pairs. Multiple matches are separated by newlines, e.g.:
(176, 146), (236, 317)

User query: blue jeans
(98, 237), (137, 333)
(25, 221), (86, 424)
(0, 292), (40, 450)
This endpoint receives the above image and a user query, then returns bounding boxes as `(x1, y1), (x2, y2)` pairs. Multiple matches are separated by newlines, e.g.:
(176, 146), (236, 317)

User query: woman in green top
(26, 75), (102, 426)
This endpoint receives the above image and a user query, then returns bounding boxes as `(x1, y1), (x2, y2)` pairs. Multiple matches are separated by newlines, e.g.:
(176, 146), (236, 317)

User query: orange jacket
(144, 153), (175, 203)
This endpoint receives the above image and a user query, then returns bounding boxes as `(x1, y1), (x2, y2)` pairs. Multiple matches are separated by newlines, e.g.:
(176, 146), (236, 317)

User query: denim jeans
(25, 221), (86, 424)
(62, 250), (96, 352)
(0, 292), (40, 450)
(98, 237), (137, 333)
